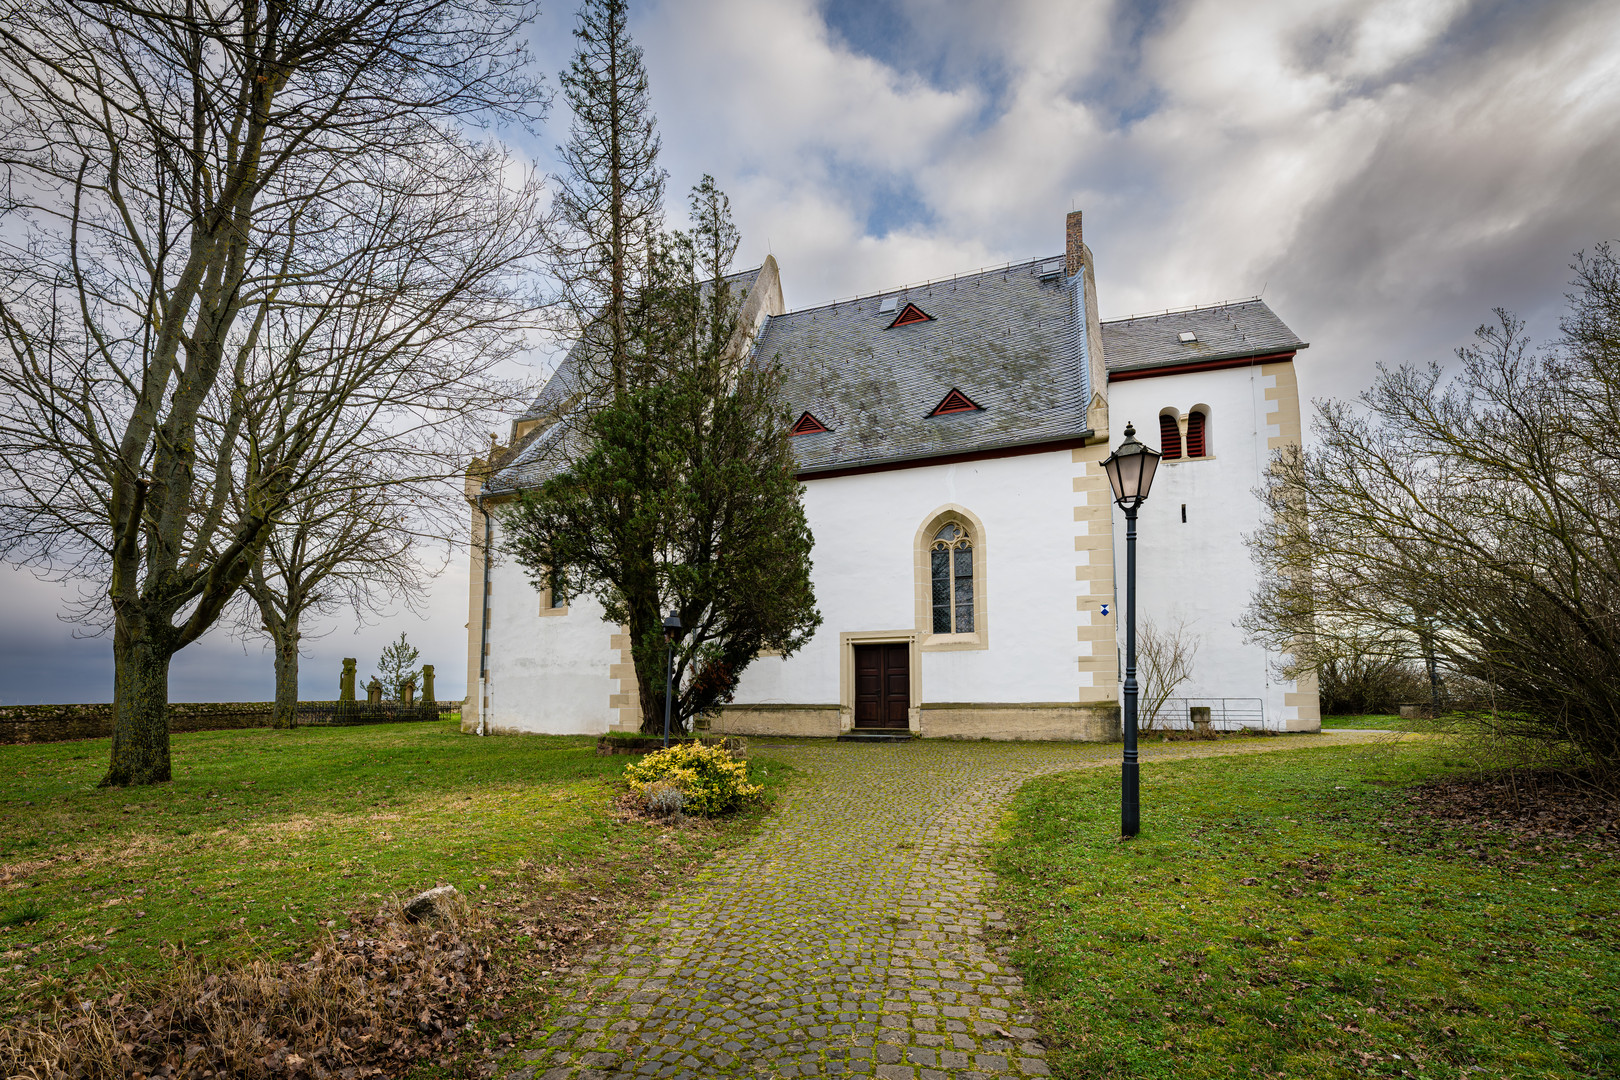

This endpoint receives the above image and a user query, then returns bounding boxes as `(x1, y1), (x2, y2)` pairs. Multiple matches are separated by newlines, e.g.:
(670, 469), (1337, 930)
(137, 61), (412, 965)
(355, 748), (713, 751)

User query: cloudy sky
(4, 0), (1618, 705)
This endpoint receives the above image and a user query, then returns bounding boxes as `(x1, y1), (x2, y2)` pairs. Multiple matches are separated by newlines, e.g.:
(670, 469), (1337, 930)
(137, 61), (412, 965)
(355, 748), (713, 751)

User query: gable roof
(516, 265), (765, 429)
(1100, 299), (1306, 376)
(486, 262), (1312, 496)
(487, 265), (771, 495)
(762, 255), (1092, 476)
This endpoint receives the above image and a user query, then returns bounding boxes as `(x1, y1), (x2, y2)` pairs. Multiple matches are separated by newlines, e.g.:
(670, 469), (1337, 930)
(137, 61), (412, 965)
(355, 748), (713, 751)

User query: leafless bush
(1138, 616), (1200, 734)
(1315, 635), (1432, 716)
(1245, 245), (1620, 779)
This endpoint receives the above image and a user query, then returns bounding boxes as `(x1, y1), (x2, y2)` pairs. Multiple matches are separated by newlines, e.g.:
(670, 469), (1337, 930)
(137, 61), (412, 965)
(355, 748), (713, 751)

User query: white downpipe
(476, 495), (494, 737)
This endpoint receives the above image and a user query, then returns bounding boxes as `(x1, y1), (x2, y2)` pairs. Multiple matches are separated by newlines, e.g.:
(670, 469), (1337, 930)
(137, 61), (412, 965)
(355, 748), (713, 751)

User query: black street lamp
(661, 612), (683, 749)
(1101, 422), (1161, 838)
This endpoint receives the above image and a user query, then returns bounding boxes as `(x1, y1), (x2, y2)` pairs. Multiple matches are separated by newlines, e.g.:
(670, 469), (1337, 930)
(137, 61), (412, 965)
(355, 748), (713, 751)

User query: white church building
(462, 213), (1320, 740)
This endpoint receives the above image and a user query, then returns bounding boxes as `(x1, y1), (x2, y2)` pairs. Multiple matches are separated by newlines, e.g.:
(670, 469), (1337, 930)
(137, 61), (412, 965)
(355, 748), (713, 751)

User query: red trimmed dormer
(887, 303), (933, 329)
(928, 388), (982, 417)
(790, 411), (830, 436)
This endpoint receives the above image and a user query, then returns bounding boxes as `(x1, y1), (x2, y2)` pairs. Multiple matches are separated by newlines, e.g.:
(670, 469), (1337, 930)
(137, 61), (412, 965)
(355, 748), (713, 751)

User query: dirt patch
(1, 815), (724, 1079)
(1398, 768), (1620, 849)
(2, 898), (500, 1079)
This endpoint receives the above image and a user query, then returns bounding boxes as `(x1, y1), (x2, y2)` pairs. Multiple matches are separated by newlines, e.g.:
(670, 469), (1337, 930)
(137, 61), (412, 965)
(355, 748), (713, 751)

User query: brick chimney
(1065, 210), (1084, 277)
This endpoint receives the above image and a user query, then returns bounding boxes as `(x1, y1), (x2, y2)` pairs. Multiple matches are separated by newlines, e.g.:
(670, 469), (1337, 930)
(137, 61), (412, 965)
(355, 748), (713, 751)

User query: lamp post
(662, 613), (683, 749)
(1101, 423), (1161, 838)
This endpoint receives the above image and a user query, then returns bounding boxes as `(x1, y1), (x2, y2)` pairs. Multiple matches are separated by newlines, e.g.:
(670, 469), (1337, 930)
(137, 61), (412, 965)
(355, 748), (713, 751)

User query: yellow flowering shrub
(624, 741), (761, 816)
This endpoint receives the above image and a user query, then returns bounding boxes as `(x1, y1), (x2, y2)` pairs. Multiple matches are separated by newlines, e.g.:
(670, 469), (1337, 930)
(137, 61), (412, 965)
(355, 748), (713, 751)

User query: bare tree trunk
(106, 619), (173, 786)
(272, 630), (300, 729)
(632, 586), (669, 736)
(0, 1), (546, 787)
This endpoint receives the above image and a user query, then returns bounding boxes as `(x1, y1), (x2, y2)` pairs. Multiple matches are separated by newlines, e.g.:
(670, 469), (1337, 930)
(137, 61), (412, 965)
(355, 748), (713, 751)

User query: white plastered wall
(732, 448), (1083, 708)
(481, 520), (619, 734)
(1106, 363), (1315, 730)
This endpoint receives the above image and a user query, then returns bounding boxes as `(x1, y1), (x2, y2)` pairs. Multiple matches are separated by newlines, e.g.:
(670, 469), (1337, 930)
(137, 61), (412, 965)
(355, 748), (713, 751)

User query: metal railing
(1147, 697), (1269, 731)
(295, 701), (454, 727)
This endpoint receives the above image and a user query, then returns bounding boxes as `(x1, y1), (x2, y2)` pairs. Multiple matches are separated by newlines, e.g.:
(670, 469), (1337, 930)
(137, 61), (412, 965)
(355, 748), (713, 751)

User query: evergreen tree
(550, 0), (665, 398)
(503, 178), (820, 733)
(374, 634), (422, 703)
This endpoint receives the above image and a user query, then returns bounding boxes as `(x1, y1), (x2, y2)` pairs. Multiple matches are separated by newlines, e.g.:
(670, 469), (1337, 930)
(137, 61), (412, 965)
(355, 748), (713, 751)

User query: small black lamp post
(661, 612), (682, 749)
(1101, 422), (1161, 838)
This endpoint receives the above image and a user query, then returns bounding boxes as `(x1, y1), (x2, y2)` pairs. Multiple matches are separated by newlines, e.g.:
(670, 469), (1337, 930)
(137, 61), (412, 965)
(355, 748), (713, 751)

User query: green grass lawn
(992, 741), (1620, 1079)
(0, 720), (787, 1017)
(1321, 715), (1406, 729)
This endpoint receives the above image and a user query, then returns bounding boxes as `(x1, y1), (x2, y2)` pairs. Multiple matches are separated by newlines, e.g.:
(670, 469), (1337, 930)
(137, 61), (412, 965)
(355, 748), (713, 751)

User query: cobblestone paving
(508, 732), (1384, 1079)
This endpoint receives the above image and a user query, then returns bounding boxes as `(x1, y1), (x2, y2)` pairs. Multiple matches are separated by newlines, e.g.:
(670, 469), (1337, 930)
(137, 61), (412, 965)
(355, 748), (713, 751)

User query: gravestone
(421, 665), (436, 706)
(366, 678), (383, 706)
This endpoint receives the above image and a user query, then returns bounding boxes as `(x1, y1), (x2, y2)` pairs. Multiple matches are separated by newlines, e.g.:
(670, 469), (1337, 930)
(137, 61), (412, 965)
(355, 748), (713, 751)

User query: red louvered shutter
(1186, 410), (1206, 458)
(1159, 413), (1183, 460)
(930, 388), (981, 416)
(791, 412), (829, 436)
(888, 303), (933, 328)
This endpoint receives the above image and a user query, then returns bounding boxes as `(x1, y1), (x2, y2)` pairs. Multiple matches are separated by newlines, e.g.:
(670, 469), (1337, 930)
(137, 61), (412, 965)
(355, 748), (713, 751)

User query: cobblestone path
(509, 732), (1383, 1080)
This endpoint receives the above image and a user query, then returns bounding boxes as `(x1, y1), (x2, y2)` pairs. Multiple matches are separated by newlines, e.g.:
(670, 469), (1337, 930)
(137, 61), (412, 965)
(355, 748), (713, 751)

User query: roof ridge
(1103, 296), (1266, 324)
(777, 254), (1064, 319)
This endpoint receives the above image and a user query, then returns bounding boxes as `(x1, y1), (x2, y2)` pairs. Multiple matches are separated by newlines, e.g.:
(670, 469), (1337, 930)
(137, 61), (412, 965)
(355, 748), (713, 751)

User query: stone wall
(707, 705), (843, 738)
(0, 701), (454, 745)
(917, 702), (1121, 741)
(705, 702), (1121, 741)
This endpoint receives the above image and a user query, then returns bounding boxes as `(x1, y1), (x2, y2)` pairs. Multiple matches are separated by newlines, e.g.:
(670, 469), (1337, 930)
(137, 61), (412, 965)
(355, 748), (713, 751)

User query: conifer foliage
(505, 176), (820, 734)
(550, 0), (666, 398)
(506, 0), (819, 734)
(374, 633), (422, 703)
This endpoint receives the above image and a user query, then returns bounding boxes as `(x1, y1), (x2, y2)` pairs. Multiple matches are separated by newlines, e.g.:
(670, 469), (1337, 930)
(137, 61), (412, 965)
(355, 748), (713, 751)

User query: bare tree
(0, 0), (547, 785)
(225, 150), (544, 729)
(241, 464), (429, 729)
(1137, 616), (1200, 733)
(1244, 247), (1620, 773)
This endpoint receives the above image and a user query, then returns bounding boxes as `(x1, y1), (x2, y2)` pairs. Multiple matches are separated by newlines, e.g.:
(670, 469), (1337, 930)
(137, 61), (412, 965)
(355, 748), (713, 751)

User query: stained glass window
(930, 523), (974, 634)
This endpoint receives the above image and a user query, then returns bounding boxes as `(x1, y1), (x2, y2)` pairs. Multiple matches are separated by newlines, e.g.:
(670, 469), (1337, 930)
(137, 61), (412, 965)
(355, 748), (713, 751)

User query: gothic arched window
(931, 522), (975, 634)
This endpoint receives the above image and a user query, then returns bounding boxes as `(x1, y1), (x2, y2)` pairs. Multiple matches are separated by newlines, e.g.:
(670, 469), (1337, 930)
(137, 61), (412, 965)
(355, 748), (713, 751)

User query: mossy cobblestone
(506, 733), (1380, 1079)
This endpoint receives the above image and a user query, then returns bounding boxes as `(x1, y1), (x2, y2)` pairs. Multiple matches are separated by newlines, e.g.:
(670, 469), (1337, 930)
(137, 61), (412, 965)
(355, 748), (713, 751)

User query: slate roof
(764, 256), (1091, 475)
(1100, 299), (1305, 375)
(487, 255), (1094, 492)
(488, 268), (764, 494)
(487, 416), (583, 494)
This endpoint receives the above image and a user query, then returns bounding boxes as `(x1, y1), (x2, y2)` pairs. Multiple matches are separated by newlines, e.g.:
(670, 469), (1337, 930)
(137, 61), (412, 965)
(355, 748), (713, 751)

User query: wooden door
(854, 643), (910, 729)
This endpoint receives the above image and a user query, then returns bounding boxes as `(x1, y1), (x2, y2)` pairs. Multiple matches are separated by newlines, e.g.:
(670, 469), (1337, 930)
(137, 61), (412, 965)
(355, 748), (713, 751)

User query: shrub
(624, 742), (760, 816)
(641, 779), (685, 817)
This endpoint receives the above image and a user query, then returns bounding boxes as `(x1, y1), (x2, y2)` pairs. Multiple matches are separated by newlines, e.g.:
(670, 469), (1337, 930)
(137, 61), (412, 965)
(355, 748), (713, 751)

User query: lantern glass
(1101, 423), (1161, 509)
